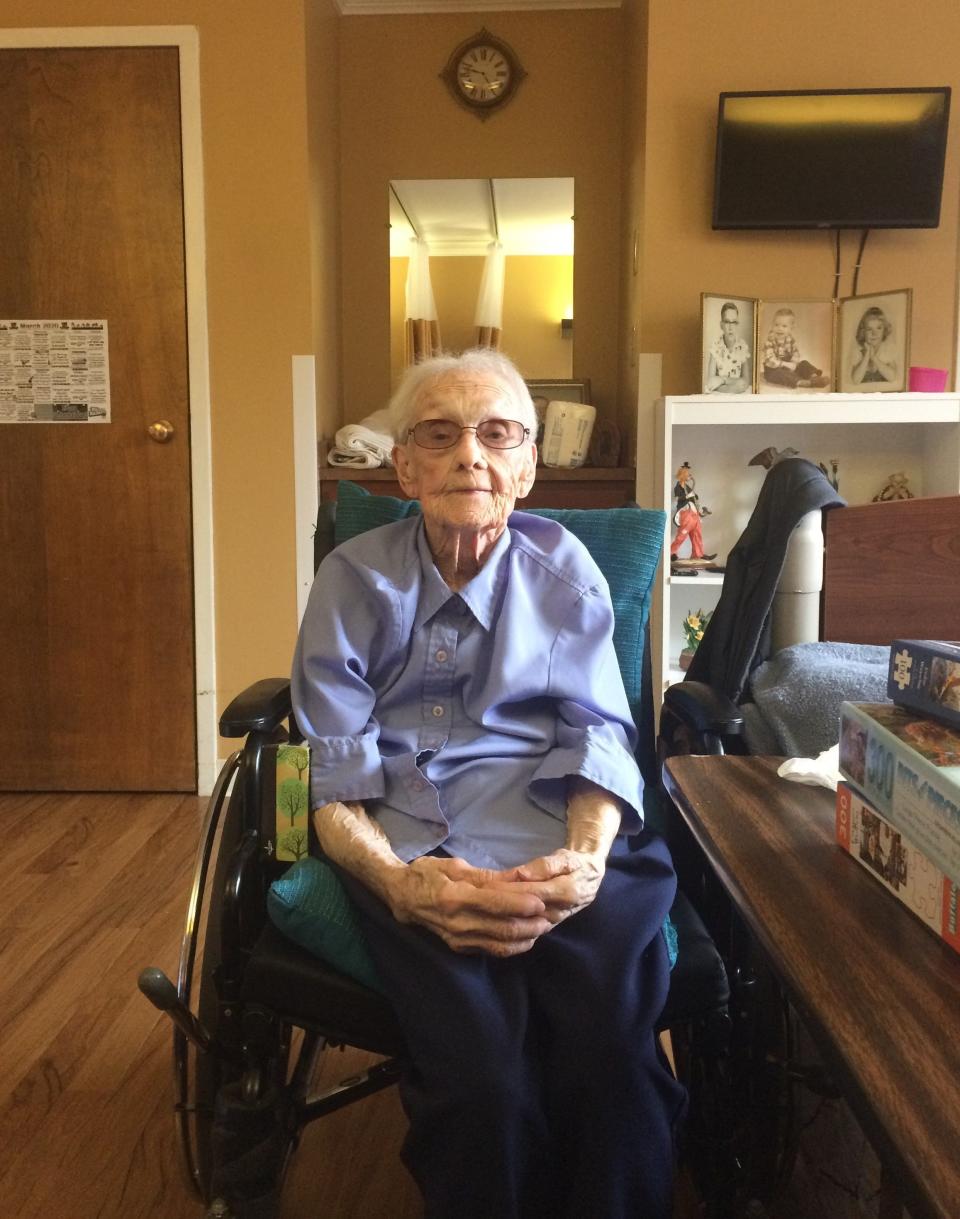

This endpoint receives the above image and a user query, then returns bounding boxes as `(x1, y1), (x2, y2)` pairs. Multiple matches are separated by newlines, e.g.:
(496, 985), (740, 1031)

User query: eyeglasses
(408, 418), (531, 450)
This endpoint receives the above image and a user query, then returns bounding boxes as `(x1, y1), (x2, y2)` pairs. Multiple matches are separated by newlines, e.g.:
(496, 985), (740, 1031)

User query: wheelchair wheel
(175, 751), (320, 1219)
(173, 751), (245, 1204)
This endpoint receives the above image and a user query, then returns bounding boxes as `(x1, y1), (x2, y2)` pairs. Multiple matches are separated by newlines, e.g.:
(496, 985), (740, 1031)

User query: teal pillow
(664, 913), (678, 969)
(270, 853), (674, 976)
(267, 857), (383, 992)
(529, 504), (666, 726)
(334, 480), (666, 720)
(334, 478), (420, 543)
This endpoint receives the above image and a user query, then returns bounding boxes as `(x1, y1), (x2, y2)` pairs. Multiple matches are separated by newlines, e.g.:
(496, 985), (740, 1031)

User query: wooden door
(0, 47), (196, 790)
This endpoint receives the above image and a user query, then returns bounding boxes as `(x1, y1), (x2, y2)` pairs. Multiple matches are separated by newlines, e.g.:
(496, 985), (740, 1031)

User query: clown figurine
(670, 462), (715, 563)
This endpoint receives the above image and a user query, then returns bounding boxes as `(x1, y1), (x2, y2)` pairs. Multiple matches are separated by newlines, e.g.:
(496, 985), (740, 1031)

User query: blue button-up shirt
(291, 511), (644, 871)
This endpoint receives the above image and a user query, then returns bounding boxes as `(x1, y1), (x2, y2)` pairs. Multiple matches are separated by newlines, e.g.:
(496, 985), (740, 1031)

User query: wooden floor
(0, 791), (853, 1219)
(0, 792), (421, 1219)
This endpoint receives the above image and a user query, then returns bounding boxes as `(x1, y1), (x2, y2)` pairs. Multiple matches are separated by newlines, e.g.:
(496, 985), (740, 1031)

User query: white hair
(386, 349), (538, 443)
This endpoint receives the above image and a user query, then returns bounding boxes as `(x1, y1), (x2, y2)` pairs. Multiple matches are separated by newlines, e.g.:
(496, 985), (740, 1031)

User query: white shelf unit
(652, 392), (960, 701)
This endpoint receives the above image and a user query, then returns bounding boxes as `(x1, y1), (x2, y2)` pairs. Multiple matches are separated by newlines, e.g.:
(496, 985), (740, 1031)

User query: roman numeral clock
(440, 29), (527, 119)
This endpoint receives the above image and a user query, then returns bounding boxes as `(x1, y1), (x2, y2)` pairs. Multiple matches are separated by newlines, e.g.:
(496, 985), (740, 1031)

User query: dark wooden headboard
(823, 495), (960, 643)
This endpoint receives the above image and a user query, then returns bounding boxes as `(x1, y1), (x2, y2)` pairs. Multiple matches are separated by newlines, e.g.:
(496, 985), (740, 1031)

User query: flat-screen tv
(713, 87), (951, 230)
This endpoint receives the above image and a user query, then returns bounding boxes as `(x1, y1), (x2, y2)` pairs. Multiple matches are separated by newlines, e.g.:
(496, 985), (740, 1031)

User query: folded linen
(327, 409), (394, 468)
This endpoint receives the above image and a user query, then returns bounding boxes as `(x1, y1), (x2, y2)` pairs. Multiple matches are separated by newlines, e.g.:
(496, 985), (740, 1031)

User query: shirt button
(435, 649), (448, 663)
(431, 705), (445, 718)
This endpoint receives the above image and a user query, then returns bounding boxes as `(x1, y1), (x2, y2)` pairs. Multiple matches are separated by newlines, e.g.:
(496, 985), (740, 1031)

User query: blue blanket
(742, 641), (890, 758)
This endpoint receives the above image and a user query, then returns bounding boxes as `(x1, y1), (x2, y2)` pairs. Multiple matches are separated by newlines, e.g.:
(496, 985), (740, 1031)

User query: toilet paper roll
(541, 401), (597, 469)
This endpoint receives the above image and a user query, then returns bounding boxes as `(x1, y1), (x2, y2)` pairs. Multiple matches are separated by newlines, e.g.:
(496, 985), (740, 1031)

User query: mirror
(389, 178), (574, 388)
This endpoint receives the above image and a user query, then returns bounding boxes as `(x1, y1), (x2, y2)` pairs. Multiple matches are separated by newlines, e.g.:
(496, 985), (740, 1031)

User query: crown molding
(336, 0), (618, 14)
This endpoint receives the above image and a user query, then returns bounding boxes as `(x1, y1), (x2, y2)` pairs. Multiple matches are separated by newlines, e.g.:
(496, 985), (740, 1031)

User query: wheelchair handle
(138, 966), (213, 1054)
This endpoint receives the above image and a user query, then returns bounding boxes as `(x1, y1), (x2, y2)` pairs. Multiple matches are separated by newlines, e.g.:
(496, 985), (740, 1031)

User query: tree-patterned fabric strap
(274, 743), (311, 862)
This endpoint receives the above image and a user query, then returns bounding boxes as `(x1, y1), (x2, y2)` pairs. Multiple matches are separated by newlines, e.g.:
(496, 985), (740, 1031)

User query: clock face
(441, 31), (525, 118)
(456, 44), (511, 107)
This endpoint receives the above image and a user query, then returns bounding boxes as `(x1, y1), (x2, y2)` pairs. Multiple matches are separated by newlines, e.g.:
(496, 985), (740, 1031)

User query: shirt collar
(413, 517), (510, 633)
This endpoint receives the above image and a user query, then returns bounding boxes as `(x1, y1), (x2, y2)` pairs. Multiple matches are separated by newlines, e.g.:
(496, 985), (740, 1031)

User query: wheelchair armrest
(219, 678), (293, 738)
(222, 828), (268, 970)
(662, 680), (744, 736)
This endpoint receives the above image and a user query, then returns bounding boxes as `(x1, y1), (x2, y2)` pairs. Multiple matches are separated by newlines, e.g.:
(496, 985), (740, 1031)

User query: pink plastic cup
(908, 366), (949, 392)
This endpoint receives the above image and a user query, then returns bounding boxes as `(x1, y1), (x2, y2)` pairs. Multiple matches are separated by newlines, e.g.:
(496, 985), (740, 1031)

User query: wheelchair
(140, 499), (746, 1219)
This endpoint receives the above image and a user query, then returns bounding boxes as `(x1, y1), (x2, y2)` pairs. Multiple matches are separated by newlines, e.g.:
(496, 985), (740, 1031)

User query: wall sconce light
(560, 317), (573, 338)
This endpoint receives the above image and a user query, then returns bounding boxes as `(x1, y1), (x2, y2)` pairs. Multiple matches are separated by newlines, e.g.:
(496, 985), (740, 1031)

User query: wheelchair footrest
(210, 1082), (293, 1219)
(301, 1055), (404, 1122)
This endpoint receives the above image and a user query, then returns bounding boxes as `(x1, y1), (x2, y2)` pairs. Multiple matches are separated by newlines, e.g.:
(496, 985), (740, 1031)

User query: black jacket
(684, 458), (845, 703)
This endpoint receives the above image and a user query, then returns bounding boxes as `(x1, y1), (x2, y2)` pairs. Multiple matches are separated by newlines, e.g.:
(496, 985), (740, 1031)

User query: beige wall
(625, 0), (960, 500)
(306, 0), (344, 443)
(389, 257), (408, 390)
(619, 0), (649, 471)
(389, 254), (573, 388)
(339, 11), (623, 429)
(13, 0), (960, 766)
(499, 255), (575, 381)
(0, 0), (341, 739)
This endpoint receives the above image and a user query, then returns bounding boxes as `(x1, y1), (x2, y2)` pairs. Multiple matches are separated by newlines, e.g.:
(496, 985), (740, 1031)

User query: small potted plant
(679, 608), (712, 670)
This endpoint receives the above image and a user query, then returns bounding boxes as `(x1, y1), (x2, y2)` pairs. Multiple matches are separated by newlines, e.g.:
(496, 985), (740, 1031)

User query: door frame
(2, 26), (218, 794)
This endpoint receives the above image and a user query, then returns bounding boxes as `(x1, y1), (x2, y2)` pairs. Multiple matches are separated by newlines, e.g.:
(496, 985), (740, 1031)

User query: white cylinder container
(541, 401), (596, 469)
(771, 508), (824, 653)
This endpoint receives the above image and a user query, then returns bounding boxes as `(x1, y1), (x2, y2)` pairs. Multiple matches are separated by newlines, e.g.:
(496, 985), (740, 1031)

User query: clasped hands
(388, 848), (605, 958)
(860, 337), (881, 366)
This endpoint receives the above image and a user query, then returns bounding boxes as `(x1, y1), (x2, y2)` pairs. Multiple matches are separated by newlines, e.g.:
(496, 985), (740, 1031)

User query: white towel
(328, 409), (394, 468)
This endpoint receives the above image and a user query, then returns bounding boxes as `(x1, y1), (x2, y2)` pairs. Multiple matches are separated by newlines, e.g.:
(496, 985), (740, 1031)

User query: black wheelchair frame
(138, 481), (820, 1219)
(138, 666), (755, 1219)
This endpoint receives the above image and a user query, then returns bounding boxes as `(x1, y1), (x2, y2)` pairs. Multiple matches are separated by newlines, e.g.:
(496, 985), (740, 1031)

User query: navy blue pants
(336, 833), (686, 1219)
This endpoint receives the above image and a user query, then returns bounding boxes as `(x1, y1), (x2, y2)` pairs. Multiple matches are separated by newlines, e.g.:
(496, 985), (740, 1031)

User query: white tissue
(777, 743), (841, 791)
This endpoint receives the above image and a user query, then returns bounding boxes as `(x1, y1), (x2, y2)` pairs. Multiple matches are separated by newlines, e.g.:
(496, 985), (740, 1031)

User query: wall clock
(440, 29), (526, 120)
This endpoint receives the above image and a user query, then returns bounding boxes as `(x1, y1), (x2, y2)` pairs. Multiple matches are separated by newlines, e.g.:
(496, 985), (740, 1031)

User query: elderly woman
(292, 349), (684, 1219)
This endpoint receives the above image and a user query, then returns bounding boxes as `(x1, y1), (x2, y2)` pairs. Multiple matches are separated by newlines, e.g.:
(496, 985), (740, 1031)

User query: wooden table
(663, 755), (960, 1219)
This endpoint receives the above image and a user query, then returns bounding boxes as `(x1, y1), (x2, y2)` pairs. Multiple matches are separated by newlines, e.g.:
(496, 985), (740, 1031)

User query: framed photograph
(756, 299), (835, 394)
(836, 289), (911, 394)
(700, 294), (756, 394)
(525, 378), (592, 409)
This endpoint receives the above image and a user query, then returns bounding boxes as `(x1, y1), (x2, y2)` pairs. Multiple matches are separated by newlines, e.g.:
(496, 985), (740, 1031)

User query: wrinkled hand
(388, 854), (553, 957)
(495, 848), (606, 927)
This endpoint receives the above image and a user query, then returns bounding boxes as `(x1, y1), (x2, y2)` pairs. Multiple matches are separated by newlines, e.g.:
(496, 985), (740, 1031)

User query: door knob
(147, 420), (175, 443)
